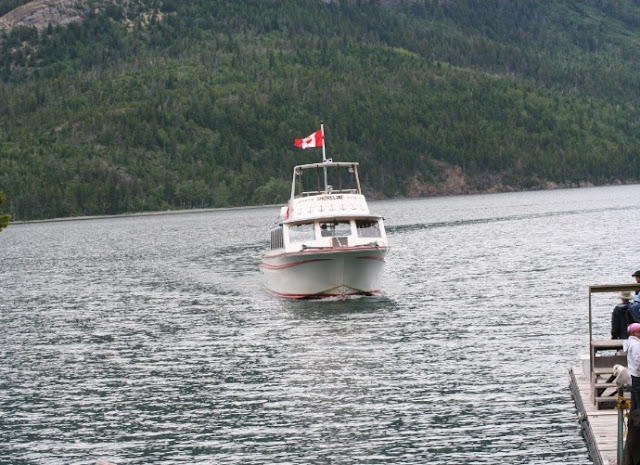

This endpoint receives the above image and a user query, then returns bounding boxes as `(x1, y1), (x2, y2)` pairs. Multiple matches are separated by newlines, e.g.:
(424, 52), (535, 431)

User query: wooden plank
(570, 365), (626, 465)
(592, 340), (626, 349)
(589, 284), (640, 293)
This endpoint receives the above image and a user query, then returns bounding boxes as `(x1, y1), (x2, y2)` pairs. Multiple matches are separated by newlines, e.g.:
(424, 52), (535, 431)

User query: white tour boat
(260, 126), (390, 299)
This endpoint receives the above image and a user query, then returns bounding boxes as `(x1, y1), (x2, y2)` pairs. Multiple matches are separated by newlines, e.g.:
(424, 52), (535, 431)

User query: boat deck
(570, 365), (627, 465)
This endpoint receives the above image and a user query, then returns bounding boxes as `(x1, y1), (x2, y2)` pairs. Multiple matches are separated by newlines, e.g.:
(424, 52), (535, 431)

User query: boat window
(356, 220), (382, 238)
(320, 221), (351, 237)
(271, 226), (284, 249)
(289, 223), (315, 243)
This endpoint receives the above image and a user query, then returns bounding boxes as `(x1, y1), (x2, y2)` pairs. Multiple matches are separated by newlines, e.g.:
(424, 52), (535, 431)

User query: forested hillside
(1, 0), (640, 220)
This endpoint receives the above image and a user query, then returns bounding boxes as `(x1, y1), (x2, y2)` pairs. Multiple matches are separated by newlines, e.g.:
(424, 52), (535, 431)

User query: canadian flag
(294, 129), (323, 149)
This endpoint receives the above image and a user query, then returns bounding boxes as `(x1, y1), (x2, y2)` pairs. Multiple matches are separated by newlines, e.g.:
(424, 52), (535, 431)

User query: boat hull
(260, 245), (388, 299)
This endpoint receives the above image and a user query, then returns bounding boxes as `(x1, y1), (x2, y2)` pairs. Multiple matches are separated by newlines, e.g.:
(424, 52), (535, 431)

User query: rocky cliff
(0, 0), (87, 31)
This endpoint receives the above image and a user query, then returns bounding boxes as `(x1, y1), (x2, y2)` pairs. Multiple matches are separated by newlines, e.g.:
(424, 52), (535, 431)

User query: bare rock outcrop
(0, 0), (86, 32)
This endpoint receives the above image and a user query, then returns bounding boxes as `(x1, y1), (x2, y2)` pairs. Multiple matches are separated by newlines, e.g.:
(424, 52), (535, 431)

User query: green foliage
(252, 177), (290, 205)
(1, 0), (640, 220)
(0, 191), (10, 231)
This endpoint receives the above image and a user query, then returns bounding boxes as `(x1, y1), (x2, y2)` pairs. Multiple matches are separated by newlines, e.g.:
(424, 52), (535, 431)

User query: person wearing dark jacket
(633, 270), (640, 303)
(612, 290), (635, 339)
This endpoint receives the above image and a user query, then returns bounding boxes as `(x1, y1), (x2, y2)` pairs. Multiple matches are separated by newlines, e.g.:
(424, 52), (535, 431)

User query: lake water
(2, 185), (640, 464)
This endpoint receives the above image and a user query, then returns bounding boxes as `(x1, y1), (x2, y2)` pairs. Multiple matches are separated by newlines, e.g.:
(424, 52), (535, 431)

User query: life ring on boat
(285, 206), (290, 220)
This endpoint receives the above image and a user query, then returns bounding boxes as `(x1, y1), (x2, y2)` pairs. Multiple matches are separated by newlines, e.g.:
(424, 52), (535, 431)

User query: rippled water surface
(2, 185), (640, 464)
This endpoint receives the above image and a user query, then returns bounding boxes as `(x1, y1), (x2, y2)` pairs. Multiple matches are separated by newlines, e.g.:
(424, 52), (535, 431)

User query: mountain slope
(1, 0), (640, 220)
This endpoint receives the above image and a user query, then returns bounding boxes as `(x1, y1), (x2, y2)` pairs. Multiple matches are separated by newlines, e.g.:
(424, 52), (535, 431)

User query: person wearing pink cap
(625, 323), (640, 411)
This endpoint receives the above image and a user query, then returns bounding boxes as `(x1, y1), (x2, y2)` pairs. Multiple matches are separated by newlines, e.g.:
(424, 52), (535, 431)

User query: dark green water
(2, 185), (639, 464)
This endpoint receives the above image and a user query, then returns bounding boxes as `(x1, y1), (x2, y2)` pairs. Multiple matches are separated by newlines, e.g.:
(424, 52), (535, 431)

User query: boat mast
(321, 123), (327, 162)
(321, 122), (328, 192)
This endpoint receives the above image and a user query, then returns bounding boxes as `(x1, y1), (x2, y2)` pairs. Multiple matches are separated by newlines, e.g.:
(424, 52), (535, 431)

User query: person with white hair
(625, 323), (640, 411)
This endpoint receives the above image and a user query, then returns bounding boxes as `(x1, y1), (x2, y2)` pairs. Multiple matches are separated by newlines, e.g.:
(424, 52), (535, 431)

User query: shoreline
(8, 181), (640, 224)
(10, 204), (276, 225)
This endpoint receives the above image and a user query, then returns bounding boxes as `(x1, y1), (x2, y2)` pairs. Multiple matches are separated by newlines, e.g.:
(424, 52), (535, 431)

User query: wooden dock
(570, 284), (640, 464)
(570, 364), (627, 465)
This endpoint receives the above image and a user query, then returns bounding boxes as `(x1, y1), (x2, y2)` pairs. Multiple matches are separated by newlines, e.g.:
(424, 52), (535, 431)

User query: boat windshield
(320, 221), (351, 237)
(296, 164), (360, 197)
(289, 222), (315, 243)
(356, 220), (382, 238)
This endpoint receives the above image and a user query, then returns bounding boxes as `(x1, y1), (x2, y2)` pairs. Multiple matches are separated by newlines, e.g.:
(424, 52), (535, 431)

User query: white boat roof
(282, 214), (383, 225)
(294, 161), (359, 170)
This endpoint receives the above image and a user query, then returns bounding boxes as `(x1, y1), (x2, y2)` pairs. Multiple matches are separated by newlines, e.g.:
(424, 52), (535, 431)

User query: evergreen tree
(0, 191), (11, 232)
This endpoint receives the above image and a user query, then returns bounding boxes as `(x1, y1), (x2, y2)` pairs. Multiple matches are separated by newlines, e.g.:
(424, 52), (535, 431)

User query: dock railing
(588, 284), (640, 409)
(588, 284), (640, 346)
(588, 284), (640, 464)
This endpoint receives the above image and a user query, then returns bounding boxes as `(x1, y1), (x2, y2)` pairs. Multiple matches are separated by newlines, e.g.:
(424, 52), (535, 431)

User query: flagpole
(321, 122), (326, 162)
(320, 122), (328, 191)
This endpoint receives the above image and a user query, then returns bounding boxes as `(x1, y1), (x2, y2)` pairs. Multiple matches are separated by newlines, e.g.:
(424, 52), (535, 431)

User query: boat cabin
(269, 216), (385, 252)
(267, 161), (387, 253)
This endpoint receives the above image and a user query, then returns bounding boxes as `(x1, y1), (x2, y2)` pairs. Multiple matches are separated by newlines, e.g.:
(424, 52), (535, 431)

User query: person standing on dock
(612, 291), (635, 339)
(633, 270), (640, 302)
(624, 323), (640, 411)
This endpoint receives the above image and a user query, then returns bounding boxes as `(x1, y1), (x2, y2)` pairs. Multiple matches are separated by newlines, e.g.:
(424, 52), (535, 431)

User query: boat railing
(298, 188), (359, 198)
(293, 161), (363, 199)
